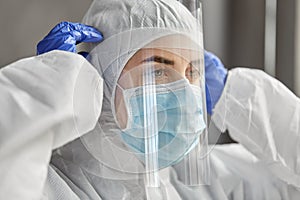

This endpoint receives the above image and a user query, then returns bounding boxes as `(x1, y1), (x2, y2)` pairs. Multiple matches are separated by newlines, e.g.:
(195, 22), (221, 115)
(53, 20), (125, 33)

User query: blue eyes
(153, 69), (164, 77)
(144, 65), (200, 83)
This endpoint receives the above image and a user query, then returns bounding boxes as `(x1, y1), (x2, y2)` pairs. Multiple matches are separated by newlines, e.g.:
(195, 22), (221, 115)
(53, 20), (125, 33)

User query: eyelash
(153, 68), (165, 77)
(143, 64), (201, 82)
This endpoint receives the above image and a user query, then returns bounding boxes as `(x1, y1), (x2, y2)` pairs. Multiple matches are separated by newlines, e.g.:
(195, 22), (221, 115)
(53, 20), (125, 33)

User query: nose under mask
(118, 78), (206, 168)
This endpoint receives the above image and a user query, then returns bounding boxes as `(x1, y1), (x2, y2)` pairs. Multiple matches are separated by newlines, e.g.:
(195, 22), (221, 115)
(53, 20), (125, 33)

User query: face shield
(81, 0), (210, 196)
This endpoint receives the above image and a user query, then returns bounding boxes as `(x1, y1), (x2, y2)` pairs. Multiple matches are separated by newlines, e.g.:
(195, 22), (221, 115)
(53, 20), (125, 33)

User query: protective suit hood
(82, 0), (202, 100)
(82, 0), (199, 40)
(58, 0), (205, 181)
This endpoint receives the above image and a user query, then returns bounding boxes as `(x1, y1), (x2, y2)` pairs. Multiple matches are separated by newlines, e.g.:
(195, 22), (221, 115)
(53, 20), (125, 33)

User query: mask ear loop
(115, 83), (143, 131)
(112, 83), (131, 130)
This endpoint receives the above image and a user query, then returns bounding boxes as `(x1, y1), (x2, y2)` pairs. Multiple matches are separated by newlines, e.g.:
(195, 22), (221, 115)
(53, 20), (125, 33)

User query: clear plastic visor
(81, 2), (210, 191)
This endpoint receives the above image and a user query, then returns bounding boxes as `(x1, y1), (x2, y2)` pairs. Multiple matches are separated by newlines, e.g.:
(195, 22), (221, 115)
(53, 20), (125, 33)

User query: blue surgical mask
(119, 78), (206, 168)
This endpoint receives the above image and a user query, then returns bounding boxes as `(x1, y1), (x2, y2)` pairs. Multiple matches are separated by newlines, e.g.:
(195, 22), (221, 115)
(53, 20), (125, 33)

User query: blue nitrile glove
(36, 21), (103, 57)
(204, 51), (228, 115)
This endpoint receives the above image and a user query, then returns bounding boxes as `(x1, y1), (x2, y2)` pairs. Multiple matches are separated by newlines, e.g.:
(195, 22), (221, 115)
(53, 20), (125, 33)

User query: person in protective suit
(0, 0), (300, 199)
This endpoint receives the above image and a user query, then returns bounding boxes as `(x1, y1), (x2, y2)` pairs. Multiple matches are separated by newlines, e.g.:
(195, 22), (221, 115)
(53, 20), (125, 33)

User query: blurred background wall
(0, 0), (92, 67)
(203, 0), (299, 97)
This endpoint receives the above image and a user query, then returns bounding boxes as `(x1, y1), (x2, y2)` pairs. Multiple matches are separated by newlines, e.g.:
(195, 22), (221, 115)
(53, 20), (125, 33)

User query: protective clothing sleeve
(0, 50), (103, 200)
(212, 67), (300, 188)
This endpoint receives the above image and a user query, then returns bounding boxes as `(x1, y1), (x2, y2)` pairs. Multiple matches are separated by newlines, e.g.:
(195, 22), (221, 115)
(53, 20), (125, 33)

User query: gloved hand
(204, 51), (227, 115)
(36, 21), (103, 57)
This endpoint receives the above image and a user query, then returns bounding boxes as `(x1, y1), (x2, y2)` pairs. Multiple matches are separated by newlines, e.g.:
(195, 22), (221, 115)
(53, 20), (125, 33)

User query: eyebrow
(142, 56), (175, 65)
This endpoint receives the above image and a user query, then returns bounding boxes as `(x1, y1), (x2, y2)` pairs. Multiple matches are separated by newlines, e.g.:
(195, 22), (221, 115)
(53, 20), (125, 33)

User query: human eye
(147, 65), (170, 84)
(153, 68), (164, 77)
(144, 65), (167, 78)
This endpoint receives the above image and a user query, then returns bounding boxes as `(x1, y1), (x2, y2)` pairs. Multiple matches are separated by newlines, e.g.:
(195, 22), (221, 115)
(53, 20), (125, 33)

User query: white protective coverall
(1, 0), (300, 199)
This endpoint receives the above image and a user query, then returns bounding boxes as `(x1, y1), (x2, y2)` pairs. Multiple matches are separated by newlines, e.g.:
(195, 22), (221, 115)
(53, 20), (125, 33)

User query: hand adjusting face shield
(80, 0), (210, 194)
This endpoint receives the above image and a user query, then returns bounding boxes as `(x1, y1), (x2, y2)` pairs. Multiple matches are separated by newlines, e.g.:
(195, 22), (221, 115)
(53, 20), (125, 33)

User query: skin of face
(115, 48), (203, 129)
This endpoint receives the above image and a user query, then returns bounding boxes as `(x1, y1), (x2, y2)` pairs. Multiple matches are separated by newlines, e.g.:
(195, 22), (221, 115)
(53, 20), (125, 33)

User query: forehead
(125, 34), (201, 67)
(125, 48), (201, 70)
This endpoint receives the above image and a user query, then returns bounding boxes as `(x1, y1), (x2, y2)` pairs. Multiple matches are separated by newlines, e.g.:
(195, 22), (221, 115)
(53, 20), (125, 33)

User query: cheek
(114, 87), (128, 129)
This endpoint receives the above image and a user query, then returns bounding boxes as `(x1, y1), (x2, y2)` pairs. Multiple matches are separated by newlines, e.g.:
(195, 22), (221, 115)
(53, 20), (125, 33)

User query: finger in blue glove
(204, 50), (228, 115)
(37, 21), (103, 55)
